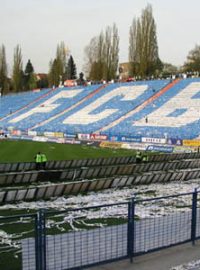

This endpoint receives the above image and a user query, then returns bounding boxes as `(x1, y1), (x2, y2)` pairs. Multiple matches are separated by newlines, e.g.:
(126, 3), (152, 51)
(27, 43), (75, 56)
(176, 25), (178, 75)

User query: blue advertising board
(108, 135), (142, 143)
(147, 145), (174, 153)
(167, 138), (182, 146)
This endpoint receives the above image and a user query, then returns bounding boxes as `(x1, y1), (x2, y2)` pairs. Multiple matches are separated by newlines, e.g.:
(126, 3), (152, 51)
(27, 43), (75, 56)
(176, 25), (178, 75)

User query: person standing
(142, 153), (149, 162)
(41, 153), (47, 169)
(136, 151), (142, 163)
(35, 152), (42, 170)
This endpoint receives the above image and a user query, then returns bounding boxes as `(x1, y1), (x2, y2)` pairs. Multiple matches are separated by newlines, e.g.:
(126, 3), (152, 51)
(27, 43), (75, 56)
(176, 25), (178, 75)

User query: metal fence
(1, 190), (200, 270)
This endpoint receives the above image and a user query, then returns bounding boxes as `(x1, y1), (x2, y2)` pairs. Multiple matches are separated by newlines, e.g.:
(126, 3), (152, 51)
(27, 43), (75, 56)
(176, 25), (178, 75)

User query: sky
(0, 0), (200, 75)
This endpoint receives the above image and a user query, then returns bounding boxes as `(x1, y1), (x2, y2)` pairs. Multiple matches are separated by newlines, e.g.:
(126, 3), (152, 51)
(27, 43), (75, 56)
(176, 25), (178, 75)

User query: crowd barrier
(1, 158), (200, 187)
(1, 152), (200, 173)
(1, 168), (200, 203)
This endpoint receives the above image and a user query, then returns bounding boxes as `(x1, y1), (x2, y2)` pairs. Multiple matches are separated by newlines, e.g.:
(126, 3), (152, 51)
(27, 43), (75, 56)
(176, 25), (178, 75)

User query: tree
(103, 24), (119, 81)
(25, 59), (34, 75)
(24, 59), (36, 90)
(129, 4), (161, 78)
(48, 59), (60, 87)
(183, 45), (200, 73)
(0, 45), (8, 95)
(28, 72), (37, 90)
(84, 34), (105, 81)
(56, 41), (67, 81)
(84, 24), (119, 81)
(79, 72), (85, 84)
(79, 72), (84, 81)
(36, 74), (49, 89)
(84, 36), (99, 79)
(12, 45), (23, 92)
(48, 41), (69, 87)
(161, 62), (178, 78)
(66, 55), (77, 79)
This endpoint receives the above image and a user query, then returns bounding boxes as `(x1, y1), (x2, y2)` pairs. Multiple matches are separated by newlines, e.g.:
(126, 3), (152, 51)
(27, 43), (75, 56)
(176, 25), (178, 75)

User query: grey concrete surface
(88, 241), (200, 270)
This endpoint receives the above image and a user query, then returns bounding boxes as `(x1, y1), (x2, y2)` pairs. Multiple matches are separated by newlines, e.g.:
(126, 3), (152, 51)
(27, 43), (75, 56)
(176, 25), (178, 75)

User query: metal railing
(0, 190), (200, 269)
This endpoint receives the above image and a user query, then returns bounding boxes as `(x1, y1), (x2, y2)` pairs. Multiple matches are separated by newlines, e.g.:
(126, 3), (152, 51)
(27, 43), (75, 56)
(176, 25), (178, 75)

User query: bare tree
(0, 44), (8, 95)
(48, 41), (69, 87)
(129, 4), (161, 78)
(183, 45), (200, 73)
(12, 45), (23, 92)
(104, 24), (119, 81)
(84, 36), (98, 78)
(84, 24), (119, 81)
(56, 41), (67, 81)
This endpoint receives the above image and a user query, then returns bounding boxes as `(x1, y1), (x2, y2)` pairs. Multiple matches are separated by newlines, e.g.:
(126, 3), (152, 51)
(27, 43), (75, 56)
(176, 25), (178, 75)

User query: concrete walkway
(89, 241), (200, 270)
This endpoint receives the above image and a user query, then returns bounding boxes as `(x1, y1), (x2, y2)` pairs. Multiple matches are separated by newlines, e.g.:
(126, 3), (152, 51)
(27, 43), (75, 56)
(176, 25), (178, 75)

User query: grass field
(0, 139), (142, 269)
(0, 139), (137, 163)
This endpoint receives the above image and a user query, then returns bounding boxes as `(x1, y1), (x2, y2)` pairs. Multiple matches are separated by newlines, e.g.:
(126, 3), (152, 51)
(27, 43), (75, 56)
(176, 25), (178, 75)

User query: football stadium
(0, 78), (200, 270)
(1, 1), (200, 270)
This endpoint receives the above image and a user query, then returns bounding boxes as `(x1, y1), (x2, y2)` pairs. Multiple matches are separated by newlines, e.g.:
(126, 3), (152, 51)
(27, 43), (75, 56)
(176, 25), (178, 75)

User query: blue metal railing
(0, 190), (200, 270)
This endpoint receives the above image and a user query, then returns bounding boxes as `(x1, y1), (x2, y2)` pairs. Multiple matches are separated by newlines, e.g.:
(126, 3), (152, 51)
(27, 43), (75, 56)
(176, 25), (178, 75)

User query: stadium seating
(0, 88), (51, 118)
(0, 85), (99, 130)
(35, 80), (170, 134)
(0, 78), (200, 140)
(105, 78), (200, 139)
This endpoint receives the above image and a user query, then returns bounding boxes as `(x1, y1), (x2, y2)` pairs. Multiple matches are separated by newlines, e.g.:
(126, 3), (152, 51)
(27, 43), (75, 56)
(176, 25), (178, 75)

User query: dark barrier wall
(1, 168), (200, 203)
(1, 158), (200, 186)
(1, 152), (200, 173)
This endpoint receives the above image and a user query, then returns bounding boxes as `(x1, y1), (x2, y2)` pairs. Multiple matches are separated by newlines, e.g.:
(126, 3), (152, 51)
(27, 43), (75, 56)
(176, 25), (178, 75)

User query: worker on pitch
(35, 152), (47, 170)
(41, 152), (47, 169)
(136, 150), (142, 163)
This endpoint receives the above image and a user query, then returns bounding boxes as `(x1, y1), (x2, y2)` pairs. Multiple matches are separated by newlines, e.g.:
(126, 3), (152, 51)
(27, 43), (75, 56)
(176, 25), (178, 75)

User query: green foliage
(48, 41), (68, 87)
(28, 72), (37, 89)
(183, 45), (200, 72)
(37, 75), (49, 89)
(79, 72), (84, 82)
(25, 59), (34, 74)
(48, 59), (60, 87)
(24, 59), (36, 90)
(66, 55), (77, 79)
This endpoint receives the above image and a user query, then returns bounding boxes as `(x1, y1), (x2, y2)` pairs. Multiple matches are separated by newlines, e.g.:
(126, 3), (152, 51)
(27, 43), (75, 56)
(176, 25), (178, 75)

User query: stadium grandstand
(0, 78), (200, 142)
(1, 77), (200, 270)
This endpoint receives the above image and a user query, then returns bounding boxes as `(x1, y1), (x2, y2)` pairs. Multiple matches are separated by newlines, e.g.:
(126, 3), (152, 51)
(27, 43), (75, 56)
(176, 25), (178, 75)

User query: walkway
(89, 241), (200, 270)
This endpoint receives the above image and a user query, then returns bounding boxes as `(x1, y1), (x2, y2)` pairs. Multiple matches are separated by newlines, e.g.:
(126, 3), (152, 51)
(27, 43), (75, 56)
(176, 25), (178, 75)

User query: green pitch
(0, 139), (137, 163)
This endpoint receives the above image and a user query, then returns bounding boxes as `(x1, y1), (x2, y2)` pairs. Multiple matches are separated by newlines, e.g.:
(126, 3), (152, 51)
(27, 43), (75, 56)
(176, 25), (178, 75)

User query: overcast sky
(0, 0), (200, 75)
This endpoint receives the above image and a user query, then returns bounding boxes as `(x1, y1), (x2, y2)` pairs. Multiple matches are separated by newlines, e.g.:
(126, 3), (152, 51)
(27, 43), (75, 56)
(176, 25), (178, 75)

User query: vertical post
(35, 214), (40, 270)
(36, 209), (46, 270)
(191, 189), (197, 245)
(127, 198), (135, 263)
(40, 209), (46, 270)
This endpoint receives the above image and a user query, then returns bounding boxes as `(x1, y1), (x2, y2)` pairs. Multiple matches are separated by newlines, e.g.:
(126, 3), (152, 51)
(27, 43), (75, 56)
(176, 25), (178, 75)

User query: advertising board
(90, 134), (108, 140)
(183, 140), (200, 147)
(77, 133), (90, 140)
(167, 138), (182, 145)
(142, 137), (166, 144)
(100, 141), (122, 149)
(146, 145), (174, 153)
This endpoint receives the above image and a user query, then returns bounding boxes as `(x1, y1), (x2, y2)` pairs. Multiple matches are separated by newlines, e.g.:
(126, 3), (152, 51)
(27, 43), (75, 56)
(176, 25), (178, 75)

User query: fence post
(191, 189), (197, 245)
(35, 214), (40, 270)
(36, 209), (46, 270)
(127, 198), (135, 263)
